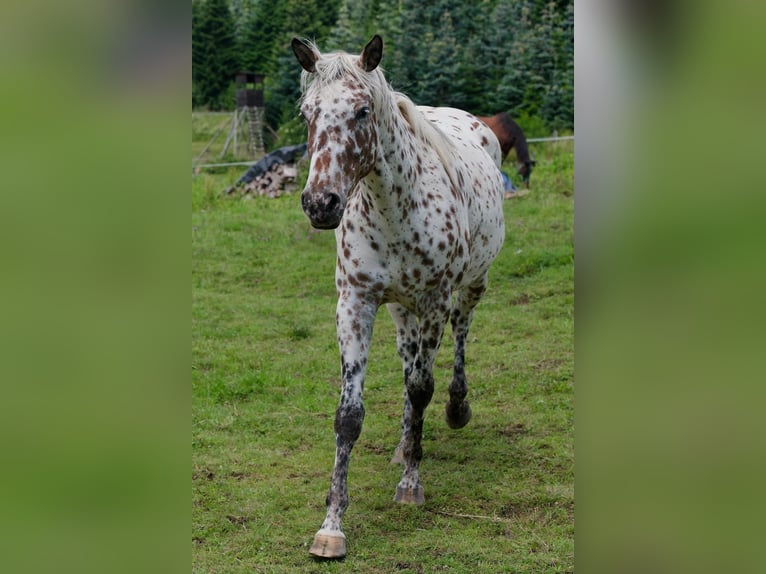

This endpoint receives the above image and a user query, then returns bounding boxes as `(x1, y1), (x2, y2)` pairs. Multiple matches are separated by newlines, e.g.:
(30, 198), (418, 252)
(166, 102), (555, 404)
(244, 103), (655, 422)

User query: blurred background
(0, 1), (189, 573)
(577, 0), (766, 572)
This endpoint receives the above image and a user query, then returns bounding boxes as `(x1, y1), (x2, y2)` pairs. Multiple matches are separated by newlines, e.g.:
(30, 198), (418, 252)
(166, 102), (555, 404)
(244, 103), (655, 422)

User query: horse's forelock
(300, 47), (387, 105)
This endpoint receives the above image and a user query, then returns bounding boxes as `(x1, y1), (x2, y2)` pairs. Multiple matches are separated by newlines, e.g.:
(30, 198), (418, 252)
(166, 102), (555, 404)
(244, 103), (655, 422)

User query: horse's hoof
(390, 446), (404, 465)
(445, 400), (472, 429)
(309, 530), (346, 559)
(394, 484), (425, 505)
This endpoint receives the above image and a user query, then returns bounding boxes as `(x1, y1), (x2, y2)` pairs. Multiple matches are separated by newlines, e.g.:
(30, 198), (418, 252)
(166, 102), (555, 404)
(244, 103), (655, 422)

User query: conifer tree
(194, 0), (240, 110)
(372, 0), (402, 71)
(315, 0), (341, 40)
(540, 1), (573, 128)
(268, 0), (323, 126)
(453, 0), (493, 113)
(192, 0), (574, 135)
(494, 0), (534, 115)
(389, 0), (428, 98)
(239, 0), (286, 75)
(326, 0), (369, 52)
(230, 0), (254, 42)
(192, 0), (203, 106)
(421, 10), (460, 106)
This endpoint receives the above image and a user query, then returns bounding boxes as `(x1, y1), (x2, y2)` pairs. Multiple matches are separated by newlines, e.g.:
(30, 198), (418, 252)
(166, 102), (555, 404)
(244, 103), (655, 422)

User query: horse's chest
(336, 212), (468, 303)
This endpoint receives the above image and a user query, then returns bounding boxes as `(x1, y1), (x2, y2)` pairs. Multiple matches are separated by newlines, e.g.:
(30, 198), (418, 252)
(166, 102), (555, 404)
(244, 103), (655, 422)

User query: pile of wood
(238, 164), (299, 198)
(224, 143), (307, 198)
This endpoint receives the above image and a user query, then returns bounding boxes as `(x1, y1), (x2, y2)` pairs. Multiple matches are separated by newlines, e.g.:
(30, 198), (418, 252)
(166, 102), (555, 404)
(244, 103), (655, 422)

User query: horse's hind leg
(394, 292), (451, 505)
(446, 276), (488, 429)
(386, 303), (418, 465)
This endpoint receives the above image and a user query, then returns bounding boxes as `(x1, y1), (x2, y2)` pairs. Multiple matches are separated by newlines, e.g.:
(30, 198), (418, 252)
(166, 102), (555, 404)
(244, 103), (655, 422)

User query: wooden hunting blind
(217, 71), (266, 158)
(235, 72), (265, 108)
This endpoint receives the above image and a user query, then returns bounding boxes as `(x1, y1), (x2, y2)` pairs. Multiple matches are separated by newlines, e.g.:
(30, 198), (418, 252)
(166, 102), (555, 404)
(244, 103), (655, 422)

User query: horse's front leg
(394, 290), (451, 505)
(309, 294), (377, 559)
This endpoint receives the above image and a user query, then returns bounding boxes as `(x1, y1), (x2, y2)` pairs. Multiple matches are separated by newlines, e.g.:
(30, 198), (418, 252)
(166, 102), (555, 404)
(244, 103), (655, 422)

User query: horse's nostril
(325, 193), (340, 212)
(301, 192), (310, 211)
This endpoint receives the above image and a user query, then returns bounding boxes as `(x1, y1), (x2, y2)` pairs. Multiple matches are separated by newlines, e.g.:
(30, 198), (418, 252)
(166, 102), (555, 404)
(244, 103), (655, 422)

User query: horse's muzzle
(301, 189), (344, 229)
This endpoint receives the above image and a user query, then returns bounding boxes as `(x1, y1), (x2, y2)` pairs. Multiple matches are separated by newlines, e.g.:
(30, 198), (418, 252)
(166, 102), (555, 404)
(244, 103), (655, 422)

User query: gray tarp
(230, 143), (308, 189)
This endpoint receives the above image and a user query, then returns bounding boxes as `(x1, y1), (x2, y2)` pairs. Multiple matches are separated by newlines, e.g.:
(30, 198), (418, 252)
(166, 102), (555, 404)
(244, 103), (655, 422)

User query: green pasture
(192, 135), (574, 572)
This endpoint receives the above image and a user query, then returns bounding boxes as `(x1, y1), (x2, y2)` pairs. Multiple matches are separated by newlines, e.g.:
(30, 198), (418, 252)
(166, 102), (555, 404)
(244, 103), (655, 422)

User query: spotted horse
(291, 35), (506, 559)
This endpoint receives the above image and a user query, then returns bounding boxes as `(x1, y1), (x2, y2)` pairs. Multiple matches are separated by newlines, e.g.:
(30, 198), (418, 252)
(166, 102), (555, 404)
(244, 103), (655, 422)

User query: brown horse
(476, 112), (535, 187)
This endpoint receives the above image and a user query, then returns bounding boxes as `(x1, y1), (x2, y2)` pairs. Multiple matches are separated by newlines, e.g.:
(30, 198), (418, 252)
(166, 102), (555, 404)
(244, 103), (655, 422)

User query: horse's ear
(360, 35), (383, 72)
(292, 38), (318, 73)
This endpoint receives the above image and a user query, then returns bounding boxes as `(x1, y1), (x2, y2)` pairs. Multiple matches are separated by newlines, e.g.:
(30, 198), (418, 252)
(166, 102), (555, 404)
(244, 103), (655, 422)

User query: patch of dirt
(362, 443), (389, 455)
(192, 469), (215, 481)
(229, 470), (265, 481)
(511, 293), (531, 305)
(499, 499), (574, 519)
(499, 422), (528, 439)
(532, 357), (566, 372)
(225, 514), (250, 525)
(395, 562), (423, 572)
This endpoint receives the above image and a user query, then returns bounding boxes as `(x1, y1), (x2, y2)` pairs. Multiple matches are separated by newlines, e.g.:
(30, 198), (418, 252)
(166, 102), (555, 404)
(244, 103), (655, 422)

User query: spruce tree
(454, 0), (493, 114)
(375, 1), (402, 66)
(421, 10), (460, 106)
(194, 0), (240, 110)
(230, 0), (254, 42)
(493, 0), (534, 115)
(194, 0), (576, 136)
(540, 1), (573, 129)
(326, 0), (369, 52)
(389, 0), (428, 99)
(315, 0), (342, 41)
(240, 0), (286, 76)
(192, 0), (203, 107)
(268, 0), (323, 127)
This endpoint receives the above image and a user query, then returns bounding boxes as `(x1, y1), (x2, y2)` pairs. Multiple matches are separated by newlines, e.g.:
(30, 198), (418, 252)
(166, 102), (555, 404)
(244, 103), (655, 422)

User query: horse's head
(292, 36), (384, 229)
(518, 159), (536, 187)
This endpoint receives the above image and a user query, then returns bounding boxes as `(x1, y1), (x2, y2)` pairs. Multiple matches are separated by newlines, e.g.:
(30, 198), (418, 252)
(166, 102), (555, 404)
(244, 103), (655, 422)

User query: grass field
(192, 136), (574, 572)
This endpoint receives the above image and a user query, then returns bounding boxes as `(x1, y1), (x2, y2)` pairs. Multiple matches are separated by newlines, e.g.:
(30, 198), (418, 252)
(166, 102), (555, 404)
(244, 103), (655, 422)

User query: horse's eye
(299, 110), (307, 122)
(355, 106), (370, 121)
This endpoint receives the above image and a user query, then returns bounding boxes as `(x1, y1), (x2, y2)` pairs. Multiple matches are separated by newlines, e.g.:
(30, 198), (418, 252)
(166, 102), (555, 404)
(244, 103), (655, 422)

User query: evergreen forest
(193, 0), (573, 147)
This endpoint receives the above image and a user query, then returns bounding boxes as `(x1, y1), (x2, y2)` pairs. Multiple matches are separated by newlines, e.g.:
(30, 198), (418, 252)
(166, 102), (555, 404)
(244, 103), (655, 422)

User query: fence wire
(192, 135), (574, 171)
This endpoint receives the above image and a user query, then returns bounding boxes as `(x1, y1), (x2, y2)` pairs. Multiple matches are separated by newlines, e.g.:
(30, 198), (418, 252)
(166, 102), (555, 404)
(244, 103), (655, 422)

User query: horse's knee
(334, 402), (365, 443)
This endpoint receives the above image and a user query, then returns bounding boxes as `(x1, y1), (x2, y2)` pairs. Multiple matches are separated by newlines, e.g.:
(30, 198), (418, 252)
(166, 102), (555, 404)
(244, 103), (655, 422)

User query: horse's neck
(513, 136), (530, 164)
(363, 104), (423, 204)
(507, 118), (530, 163)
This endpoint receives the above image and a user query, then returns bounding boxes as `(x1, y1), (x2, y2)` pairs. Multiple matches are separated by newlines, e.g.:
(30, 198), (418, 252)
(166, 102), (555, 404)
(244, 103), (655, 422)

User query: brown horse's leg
(446, 275), (488, 429)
